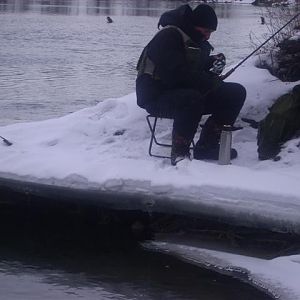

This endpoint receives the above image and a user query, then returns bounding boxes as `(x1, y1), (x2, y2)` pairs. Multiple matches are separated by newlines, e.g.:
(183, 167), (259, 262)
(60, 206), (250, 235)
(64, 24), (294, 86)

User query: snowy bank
(0, 57), (300, 234)
(146, 241), (300, 300)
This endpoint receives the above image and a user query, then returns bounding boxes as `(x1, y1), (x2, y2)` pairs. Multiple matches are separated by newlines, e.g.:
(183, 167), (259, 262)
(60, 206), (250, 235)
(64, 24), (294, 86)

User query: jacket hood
(158, 4), (210, 44)
(158, 5), (194, 36)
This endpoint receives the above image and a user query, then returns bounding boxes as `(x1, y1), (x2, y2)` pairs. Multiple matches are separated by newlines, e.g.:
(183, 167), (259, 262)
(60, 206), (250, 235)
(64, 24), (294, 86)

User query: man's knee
(231, 82), (246, 104)
(222, 82), (246, 110)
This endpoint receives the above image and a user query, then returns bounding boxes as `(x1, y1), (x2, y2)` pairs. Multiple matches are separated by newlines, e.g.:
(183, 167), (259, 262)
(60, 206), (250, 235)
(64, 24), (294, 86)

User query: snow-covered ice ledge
(1, 58), (300, 234)
(1, 171), (300, 235)
(145, 241), (300, 300)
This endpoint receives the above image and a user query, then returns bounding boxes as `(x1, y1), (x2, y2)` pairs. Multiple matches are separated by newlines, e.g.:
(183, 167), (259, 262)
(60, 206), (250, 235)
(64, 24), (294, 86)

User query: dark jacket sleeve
(147, 27), (218, 92)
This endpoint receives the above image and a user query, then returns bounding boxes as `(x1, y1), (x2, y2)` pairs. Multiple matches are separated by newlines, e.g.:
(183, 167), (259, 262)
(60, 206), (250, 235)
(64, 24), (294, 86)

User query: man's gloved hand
(210, 53), (226, 75)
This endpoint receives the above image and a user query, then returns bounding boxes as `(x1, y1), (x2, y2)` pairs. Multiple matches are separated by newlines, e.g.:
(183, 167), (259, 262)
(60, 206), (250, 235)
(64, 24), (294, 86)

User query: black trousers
(146, 82), (246, 140)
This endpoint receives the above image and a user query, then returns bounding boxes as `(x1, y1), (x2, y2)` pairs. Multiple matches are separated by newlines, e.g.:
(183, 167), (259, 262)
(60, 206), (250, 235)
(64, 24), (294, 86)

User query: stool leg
(146, 116), (157, 157)
(146, 115), (174, 159)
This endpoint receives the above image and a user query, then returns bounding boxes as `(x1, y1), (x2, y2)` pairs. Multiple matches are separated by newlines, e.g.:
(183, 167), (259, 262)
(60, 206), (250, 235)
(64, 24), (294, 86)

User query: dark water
(0, 188), (275, 300)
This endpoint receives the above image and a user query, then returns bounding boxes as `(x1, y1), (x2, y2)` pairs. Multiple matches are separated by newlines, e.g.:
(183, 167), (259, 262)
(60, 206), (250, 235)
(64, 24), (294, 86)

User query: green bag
(257, 84), (300, 160)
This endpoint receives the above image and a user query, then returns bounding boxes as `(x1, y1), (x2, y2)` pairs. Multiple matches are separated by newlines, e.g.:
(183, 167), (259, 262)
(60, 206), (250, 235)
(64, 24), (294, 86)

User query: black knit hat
(192, 4), (218, 30)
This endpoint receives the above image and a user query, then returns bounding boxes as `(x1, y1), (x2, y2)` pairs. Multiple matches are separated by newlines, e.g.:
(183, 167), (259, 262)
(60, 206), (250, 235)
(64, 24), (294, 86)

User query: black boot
(194, 117), (237, 160)
(171, 132), (191, 166)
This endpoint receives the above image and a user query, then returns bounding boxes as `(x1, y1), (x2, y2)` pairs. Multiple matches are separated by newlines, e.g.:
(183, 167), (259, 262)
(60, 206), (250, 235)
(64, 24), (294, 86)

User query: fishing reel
(210, 53), (226, 75)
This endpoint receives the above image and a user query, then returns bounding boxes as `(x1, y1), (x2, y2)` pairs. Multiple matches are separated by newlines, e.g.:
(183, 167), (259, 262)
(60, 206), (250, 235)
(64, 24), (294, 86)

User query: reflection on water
(0, 0), (259, 18)
(0, 0), (178, 16)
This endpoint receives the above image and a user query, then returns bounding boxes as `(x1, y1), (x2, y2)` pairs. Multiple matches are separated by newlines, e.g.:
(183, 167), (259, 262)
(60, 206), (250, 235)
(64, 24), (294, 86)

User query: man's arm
(147, 27), (192, 88)
(147, 27), (219, 93)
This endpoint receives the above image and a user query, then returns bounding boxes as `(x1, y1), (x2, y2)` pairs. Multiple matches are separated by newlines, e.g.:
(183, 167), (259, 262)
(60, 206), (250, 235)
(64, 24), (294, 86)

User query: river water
(0, 1), (275, 299)
(0, 0), (267, 126)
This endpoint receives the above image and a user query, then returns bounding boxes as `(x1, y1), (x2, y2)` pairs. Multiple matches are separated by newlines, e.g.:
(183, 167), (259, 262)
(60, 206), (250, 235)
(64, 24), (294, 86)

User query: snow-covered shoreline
(0, 57), (300, 229)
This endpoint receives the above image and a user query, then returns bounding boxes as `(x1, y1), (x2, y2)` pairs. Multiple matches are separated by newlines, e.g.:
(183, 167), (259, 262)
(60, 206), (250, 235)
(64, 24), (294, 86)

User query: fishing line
(222, 12), (300, 79)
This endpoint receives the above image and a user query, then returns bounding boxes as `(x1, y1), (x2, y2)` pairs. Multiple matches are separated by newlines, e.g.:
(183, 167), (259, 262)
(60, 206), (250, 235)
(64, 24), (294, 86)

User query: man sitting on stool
(136, 4), (246, 165)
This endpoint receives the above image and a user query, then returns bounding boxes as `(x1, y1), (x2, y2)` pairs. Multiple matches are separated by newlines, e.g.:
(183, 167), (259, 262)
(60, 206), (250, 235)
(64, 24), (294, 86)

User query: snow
(145, 241), (300, 300)
(0, 54), (300, 299)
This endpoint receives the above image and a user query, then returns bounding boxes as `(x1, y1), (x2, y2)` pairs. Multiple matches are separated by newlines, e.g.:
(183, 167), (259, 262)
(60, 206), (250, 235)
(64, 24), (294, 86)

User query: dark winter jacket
(136, 5), (219, 110)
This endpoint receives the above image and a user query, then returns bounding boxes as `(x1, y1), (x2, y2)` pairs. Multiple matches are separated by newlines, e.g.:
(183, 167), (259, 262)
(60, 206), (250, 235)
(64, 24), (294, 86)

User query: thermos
(218, 125), (232, 165)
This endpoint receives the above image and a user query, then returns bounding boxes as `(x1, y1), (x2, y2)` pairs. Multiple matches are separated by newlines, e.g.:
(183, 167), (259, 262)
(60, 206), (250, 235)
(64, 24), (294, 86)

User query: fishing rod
(0, 136), (13, 146)
(222, 12), (300, 80)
